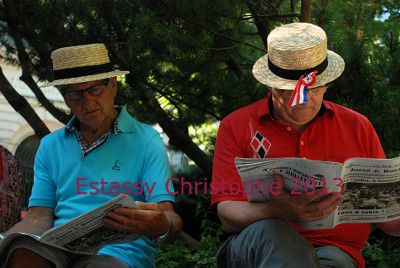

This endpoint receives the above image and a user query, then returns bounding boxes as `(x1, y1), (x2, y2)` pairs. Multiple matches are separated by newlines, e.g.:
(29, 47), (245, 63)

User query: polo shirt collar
(257, 92), (335, 120)
(116, 106), (136, 133)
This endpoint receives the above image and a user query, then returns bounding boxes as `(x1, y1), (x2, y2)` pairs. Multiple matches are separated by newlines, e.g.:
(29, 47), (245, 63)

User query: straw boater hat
(252, 22), (345, 90)
(42, 43), (129, 87)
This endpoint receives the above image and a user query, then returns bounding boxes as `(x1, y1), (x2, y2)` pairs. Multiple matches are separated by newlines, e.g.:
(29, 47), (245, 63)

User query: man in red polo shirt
(212, 22), (400, 268)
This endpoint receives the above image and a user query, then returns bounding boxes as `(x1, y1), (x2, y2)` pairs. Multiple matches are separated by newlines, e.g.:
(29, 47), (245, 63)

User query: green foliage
(189, 121), (218, 155)
(364, 241), (386, 267)
(159, 164), (223, 268)
(317, 0), (400, 154)
(157, 236), (220, 268)
(364, 240), (400, 268)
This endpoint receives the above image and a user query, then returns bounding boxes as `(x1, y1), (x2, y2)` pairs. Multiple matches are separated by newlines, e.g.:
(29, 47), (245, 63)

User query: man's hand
(104, 201), (182, 240)
(269, 174), (342, 223)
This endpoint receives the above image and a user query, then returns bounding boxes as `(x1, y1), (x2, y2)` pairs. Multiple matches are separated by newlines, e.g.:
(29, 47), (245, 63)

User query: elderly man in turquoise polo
(2, 43), (182, 268)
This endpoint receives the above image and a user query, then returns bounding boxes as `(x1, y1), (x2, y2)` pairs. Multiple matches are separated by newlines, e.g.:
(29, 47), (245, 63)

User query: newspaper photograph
(336, 157), (400, 224)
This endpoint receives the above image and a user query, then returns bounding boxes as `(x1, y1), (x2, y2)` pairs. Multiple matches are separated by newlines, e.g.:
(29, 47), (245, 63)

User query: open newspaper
(235, 156), (400, 229)
(0, 194), (139, 255)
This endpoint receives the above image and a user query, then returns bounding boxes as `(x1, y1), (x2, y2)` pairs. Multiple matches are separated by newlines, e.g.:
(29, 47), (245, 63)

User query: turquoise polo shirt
(29, 106), (175, 268)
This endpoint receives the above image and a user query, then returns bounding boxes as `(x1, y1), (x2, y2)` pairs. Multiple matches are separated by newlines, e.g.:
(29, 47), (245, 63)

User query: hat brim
(40, 70), (130, 87)
(252, 50), (345, 90)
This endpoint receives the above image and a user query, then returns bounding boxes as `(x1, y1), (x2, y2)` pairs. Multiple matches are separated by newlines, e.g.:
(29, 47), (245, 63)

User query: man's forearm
(217, 201), (274, 233)
(377, 219), (400, 237)
(6, 217), (53, 236)
(217, 190), (340, 234)
(163, 210), (183, 242)
(6, 207), (54, 236)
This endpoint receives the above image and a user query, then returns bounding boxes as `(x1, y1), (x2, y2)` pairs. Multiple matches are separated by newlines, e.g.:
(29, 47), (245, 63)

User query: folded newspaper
(0, 194), (139, 255)
(235, 156), (400, 229)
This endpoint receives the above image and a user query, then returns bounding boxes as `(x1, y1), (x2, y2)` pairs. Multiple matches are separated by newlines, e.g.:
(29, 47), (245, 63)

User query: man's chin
(288, 115), (317, 126)
(80, 117), (105, 130)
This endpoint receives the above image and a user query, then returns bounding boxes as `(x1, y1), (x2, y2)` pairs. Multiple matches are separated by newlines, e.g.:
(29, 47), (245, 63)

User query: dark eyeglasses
(61, 79), (111, 101)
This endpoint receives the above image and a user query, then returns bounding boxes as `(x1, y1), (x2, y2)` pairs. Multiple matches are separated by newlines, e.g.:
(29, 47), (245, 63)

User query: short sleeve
(140, 134), (175, 203)
(29, 139), (57, 208)
(211, 119), (247, 205)
(367, 121), (386, 159)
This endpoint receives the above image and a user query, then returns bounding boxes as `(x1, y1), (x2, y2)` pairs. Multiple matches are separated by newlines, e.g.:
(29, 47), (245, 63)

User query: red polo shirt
(211, 94), (386, 268)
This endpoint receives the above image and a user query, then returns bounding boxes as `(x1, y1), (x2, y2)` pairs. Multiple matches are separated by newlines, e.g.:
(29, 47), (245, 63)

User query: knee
(227, 219), (297, 256)
(223, 219), (318, 267)
(242, 219), (298, 246)
(71, 256), (129, 268)
(7, 248), (55, 268)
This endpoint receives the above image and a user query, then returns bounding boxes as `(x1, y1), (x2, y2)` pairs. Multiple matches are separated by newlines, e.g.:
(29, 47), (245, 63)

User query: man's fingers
(135, 201), (160, 211)
(272, 173), (284, 185)
(314, 193), (342, 207)
(271, 173), (285, 195)
(110, 207), (158, 222)
(104, 214), (143, 233)
(300, 194), (342, 222)
(299, 188), (329, 203)
(111, 202), (161, 215)
(105, 210), (135, 230)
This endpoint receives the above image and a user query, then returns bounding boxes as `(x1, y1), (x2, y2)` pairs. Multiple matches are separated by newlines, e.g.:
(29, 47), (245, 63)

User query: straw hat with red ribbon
(252, 22), (345, 91)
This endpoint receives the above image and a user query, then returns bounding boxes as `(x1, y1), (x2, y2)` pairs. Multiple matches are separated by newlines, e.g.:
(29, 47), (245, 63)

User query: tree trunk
(246, 1), (269, 49)
(3, 0), (71, 125)
(300, 0), (313, 22)
(290, 0), (295, 13)
(0, 67), (50, 138)
(131, 78), (213, 178)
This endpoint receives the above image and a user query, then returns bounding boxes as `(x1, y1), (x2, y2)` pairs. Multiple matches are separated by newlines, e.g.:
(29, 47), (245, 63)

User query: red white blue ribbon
(288, 71), (318, 108)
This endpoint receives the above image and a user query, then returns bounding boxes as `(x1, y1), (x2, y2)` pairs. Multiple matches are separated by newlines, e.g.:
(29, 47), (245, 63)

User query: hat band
(53, 63), (113, 80)
(268, 57), (328, 80)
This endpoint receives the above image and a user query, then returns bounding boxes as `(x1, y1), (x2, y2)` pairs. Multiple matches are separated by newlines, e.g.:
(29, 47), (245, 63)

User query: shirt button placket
(299, 140), (305, 158)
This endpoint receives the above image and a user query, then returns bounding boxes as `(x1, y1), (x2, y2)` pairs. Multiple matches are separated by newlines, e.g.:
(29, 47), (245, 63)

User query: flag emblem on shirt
(250, 131), (271, 158)
(288, 71), (318, 108)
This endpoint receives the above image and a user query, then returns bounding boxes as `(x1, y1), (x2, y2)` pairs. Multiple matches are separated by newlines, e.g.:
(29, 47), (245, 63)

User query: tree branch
(0, 66), (50, 137)
(146, 83), (223, 121)
(246, 1), (269, 49)
(101, 0), (127, 42)
(225, 54), (244, 79)
(3, 0), (71, 125)
(241, 12), (300, 20)
(215, 33), (266, 52)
